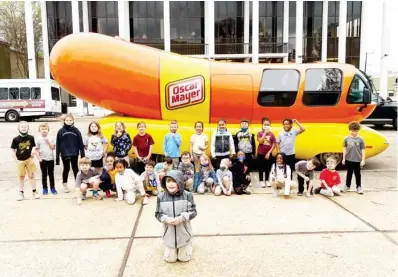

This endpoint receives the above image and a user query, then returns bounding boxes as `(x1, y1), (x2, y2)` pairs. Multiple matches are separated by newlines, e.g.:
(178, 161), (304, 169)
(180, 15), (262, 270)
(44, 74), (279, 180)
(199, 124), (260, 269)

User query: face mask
(218, 128), (225, 134)
(241, 128), (248, 132)
(19, 131), (28, 137)
(220, 166), (226, 171)
(238, 156), (245, 162)
(91, 131), (98, 135)
(201, 163), (209, 167)
(263, 126), (270, 131)
(64, 123), (73, 128)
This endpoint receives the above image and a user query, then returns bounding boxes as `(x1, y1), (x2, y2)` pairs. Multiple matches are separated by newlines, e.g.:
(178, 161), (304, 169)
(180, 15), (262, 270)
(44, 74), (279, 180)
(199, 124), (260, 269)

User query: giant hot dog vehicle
(49, 33), (389, 166)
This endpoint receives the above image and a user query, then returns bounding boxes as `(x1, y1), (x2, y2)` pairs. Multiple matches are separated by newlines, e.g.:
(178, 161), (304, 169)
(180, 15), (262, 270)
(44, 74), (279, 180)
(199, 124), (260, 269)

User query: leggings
(62, 156), (79, 183)
(257, 154), (273, 182)
(345, 160), (361, 188)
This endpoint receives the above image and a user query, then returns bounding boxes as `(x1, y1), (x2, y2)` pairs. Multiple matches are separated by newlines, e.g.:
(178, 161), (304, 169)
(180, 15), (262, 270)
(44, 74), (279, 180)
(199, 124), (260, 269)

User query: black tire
(393, 119), (397, 130)
(5, 110), (20, 122)
(374, 124), (385, 129)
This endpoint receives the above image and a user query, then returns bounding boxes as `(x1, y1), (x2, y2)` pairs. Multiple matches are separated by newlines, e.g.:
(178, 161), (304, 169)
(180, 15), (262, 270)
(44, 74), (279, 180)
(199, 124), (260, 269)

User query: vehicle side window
(31, 87), (41, 99)
(347, 75), (366, 104)
(257, 69), (300, 107)
(0, 88), (8, 100)
(20, 87), (31, 100)
(303, 68), (342, 106)
(9, 88), (19, 99)
(51, 87), (60, 101)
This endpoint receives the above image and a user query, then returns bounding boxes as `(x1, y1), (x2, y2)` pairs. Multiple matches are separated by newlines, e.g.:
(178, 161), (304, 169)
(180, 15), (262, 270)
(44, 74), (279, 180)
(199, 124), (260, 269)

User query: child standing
(114, 160), (148, 205)
(177, 151), (195, 191)
(215, 158), (233, 196)
(99, 152), (117, 198)
(75, 157), (102, 205)
(56, 114), (85, 193)
(84, 121), (108, 174)
(193, 154), (218, 194)
(133, 121), (154, 175)
(211, 119), (235, 169)
(163, 120), (182, 169)
(35, 123), (56, 195)
(342, 121), (365, 194)
(317, 157), (342, 197)
(190, 121), (208, 169)
(257, 117), (276, 188)
(230, 150), (252, 195)
(155, 157), (173, 183)
(11, 121), (39, 201)
(155, 170), (197, 263)
(235, 119), (256, 169)
(111, 121), (132, 165)
(140, 160), (162, 196)
(295, 157), (320, 197)
(269, 152), (297, 198)
(276, 118), (305, 179)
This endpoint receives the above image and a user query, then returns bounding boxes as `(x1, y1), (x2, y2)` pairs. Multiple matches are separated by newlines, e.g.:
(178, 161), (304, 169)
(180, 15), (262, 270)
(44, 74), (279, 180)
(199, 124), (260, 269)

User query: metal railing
(170, 43), (209, 55)
(215, 43), (251, 55)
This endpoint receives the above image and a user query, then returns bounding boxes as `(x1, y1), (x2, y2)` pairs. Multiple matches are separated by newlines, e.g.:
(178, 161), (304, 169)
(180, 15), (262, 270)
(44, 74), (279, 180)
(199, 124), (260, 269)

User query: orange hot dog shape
(50, 32), (376, 124)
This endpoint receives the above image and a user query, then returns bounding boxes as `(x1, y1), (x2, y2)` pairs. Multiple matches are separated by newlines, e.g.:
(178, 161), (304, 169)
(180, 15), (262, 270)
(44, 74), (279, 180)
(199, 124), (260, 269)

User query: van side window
(303, 68), (342, 106)
(20, 87), (31, 100)
(9, 88), (19, 99)
(51, 87), (60, 101)
(0, 88), (8, 100)
(31, 87), (41, 99)
(258, 69), (300, 107)
(347, 75), (366, 104)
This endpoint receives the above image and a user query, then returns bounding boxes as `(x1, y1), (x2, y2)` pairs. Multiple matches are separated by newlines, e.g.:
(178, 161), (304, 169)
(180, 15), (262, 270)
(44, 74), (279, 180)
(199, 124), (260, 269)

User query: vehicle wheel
(5, 110), (20, 122)
(393, 119), (397, 130)
(374, 124), (385, 129)
(319, 153), (343, 167)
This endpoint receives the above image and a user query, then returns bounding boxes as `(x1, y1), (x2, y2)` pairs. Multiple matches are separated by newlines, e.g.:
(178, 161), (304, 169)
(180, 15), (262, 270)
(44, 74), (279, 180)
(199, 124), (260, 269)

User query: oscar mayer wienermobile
(49, 33), (389, 166)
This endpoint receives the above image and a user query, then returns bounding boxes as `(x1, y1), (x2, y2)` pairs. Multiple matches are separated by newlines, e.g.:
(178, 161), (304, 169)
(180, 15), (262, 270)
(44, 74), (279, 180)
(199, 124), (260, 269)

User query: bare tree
(0, 1), (42, 78)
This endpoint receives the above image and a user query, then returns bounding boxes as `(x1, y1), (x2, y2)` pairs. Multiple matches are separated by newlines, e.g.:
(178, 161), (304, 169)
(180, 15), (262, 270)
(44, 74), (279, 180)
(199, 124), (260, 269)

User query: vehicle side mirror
(363, 87), (371, 104)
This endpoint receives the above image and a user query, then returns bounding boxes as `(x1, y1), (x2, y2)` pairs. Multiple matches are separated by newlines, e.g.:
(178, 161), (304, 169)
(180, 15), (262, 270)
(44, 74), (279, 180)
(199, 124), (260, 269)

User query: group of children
(11, 114), (366, 263)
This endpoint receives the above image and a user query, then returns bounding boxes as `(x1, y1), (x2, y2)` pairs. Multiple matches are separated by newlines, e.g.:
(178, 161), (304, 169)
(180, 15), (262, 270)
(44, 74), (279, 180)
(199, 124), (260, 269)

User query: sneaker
(17, 192), (24, 201)
(143, 197), (149, 205)
(242, 190), (251, 195)
(314, 187), (321, 194)
(297, 192), (303, 196)
(259, 181), (266, 188)
(82, 192), (87, 200)
(272, 191), (279, 197)
(33, 191), (40, 199)
(105, 190), (111, 198)
(62, 183), (69, 193)
(42, 188), (48, 195)
(357, 186), (364, 194)
(76, 195), (82, 205)
(92, 192), (103, 200)
(341, 186), (349, 193)
(266, 181), (271, 187)
(50, 188), (57, 195)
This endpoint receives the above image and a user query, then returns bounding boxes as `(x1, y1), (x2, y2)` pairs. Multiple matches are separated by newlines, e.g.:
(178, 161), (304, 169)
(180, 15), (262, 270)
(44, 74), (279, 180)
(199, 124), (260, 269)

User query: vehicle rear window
(51, 87), (60, 101)
(303, 68), (342, 106)
(9, 88), (19, 99)
(31, 87), (41, 99)
(0, 88), (8, 100)
(20, 87), (31, 100)
(257, 69), (300, 107)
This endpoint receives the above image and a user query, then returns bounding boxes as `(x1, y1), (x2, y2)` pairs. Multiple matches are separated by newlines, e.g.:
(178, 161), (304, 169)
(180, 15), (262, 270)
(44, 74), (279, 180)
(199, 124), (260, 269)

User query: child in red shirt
(318, 157), (342, 197)
(133, 121), (154, 174)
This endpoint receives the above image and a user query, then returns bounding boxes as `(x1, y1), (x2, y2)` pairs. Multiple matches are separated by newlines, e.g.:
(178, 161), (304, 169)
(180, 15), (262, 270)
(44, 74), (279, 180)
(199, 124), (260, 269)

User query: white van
(0, 79), (62, 122)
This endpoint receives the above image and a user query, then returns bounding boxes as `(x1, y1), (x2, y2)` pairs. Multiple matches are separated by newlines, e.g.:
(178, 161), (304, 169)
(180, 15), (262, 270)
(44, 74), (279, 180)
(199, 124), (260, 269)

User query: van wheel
(393, 119), (397, 130)
(319, 153), (343, 167)
(5, 110), (20, 122)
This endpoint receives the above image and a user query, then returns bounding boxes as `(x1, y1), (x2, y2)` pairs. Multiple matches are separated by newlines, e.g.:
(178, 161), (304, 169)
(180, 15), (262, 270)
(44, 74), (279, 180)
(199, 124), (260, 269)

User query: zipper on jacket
(172, 195), (177, 248)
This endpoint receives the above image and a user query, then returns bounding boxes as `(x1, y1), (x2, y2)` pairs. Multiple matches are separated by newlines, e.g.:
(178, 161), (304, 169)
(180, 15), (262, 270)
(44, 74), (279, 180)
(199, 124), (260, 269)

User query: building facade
(26, 0), (394, 114)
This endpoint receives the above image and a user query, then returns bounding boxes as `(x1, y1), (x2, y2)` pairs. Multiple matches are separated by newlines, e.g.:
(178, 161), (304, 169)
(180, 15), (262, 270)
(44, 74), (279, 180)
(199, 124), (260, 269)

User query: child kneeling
(317, 157), (342, 197)
(155, 170), (197, 263)
(230, 151), (251, 195)
(215, 158), (233, 196)
(193, 154), (218, 194)
(75, 157), (102, 205)
(114, 160), (148, 205)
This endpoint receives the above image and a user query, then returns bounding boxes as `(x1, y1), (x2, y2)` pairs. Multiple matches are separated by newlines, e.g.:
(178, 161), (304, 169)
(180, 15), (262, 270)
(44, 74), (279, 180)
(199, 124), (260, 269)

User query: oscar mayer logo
(166, 76), (205, 110)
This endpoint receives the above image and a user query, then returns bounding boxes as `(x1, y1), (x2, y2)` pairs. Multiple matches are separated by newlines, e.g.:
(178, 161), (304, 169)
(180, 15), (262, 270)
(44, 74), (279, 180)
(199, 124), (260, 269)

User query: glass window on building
(303, 1), (323, 63)
(288, 1), (296, 62)
(46, 1), (73, 53)
(215, 1), (244, 54)
(346, 1), (362, 68)
(258, 1), (284, 54)
(258, 69), (300, 107)
(129, 1), (164, 50)
(303, 68), (342, 106)
(89, 1), (119, 36)
(327, 1), (339, 62)
(170, 1), (205, 55)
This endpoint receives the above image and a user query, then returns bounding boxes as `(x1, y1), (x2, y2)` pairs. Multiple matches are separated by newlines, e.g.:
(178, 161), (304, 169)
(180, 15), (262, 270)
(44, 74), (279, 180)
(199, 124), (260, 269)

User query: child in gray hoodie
(155, 170), (197, 263)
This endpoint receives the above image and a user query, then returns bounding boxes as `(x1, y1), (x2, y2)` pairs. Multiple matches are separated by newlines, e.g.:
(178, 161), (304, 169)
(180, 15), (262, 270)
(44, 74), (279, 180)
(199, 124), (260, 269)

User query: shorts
(17, 158), (36, 177)
(91, 158), (104, 168)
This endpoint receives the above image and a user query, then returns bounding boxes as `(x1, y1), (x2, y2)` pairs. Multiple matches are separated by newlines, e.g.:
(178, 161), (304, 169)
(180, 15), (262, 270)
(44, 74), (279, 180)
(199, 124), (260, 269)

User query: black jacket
(56, 125), (85, 163)
(230, 159), (251, 186)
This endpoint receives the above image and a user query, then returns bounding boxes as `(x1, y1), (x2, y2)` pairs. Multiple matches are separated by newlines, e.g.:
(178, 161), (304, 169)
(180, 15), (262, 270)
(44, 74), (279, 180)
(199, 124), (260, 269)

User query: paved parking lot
(0, 117), (396, 277)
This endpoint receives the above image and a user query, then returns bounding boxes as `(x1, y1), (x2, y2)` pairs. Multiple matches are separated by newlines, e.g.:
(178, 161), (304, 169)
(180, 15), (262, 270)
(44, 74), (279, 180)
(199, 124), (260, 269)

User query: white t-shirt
(190, 133), (208, 155)
(84, 135), (108, 161)
(35, 135), (55, 161)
